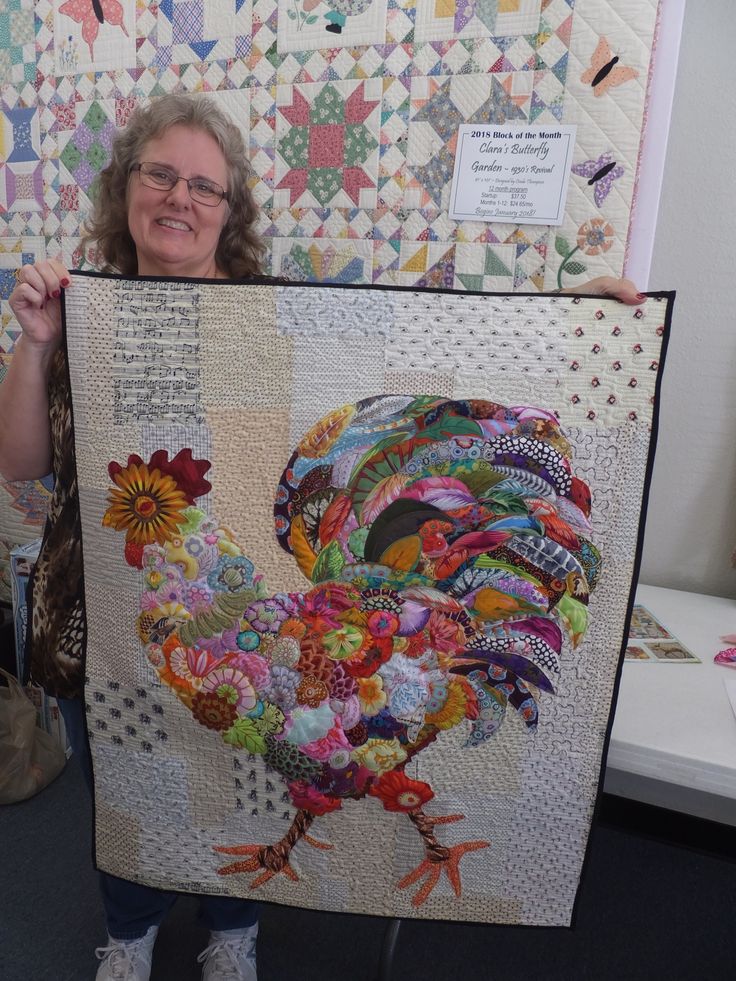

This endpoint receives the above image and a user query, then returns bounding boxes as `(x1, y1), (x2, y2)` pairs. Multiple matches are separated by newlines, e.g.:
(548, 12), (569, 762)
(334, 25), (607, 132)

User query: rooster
(103, 395), (599, 907)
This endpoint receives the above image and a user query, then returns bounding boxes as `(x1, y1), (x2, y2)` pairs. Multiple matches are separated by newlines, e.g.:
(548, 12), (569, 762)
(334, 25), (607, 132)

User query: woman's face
(127, 124), (230, 278)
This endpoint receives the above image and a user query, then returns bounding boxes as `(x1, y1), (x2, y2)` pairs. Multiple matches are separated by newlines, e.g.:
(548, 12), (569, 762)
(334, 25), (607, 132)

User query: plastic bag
(0, 668), (66, 804)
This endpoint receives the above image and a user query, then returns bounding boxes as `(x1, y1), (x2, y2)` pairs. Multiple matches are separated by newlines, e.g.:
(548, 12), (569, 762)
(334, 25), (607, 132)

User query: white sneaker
(95, 925), (158, 981)
(197, 923), (258, 981)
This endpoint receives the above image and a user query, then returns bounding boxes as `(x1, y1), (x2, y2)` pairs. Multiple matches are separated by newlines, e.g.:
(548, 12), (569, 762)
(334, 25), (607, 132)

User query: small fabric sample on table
(714, 649), (736, 668)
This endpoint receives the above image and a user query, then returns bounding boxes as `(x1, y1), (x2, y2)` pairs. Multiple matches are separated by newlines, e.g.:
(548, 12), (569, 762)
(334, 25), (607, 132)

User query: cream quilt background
(65, 273), (672, 924)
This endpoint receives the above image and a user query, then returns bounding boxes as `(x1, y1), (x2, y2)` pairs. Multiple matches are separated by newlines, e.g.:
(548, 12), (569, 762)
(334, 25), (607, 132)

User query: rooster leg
(213, 808), (332, 888)
(397, 808), (489, 908)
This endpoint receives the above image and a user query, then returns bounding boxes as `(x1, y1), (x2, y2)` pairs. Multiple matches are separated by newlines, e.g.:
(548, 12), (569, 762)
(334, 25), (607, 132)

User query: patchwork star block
(405, 74), (532, 211)
(396, 241), (456, 289)
(275, 80), (381, 209)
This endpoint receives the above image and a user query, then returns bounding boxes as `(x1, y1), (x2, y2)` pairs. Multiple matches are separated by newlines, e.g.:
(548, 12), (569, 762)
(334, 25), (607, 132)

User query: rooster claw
(212, 814), (332, 887)
(213, 843), (300, 885)
(397, 839), (489, 908)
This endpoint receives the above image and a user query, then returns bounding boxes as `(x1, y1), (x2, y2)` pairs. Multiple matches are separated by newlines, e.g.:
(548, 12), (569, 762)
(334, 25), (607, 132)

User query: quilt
(1, 0), (663, 603)
(65, 272), (673, 925)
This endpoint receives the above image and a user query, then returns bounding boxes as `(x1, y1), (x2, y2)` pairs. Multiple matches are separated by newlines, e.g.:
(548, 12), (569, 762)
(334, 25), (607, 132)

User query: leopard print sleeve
(25, 349), (86, 699)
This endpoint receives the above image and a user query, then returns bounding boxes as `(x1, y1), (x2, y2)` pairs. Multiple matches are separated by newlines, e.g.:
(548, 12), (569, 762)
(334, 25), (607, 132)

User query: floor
(2, 759), (735, 980)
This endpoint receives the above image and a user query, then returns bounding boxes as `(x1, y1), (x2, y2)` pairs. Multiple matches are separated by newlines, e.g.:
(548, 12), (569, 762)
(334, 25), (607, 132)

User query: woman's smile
(155, 216), (194, 232)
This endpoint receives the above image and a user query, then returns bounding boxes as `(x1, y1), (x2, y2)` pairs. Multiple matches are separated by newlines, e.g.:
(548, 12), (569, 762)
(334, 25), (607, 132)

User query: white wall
(638, 0), (736, 597)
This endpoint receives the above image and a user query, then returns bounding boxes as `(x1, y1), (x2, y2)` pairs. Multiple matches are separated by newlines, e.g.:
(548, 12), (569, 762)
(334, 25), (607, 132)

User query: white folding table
(605, 584), (736, 825)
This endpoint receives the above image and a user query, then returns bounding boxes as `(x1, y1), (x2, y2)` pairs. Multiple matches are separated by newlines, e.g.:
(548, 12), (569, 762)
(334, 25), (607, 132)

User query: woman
(0, 94), (263, 981)
(0, 91), (645, 981)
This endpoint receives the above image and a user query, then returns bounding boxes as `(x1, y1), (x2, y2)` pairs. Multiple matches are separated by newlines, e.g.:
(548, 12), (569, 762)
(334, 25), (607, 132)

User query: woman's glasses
(131, 162), (228, 207)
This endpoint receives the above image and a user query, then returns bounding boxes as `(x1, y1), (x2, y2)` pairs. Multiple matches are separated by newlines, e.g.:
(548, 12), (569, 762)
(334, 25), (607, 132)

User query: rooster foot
(398, 807), (489, 907)
(213, 843), (298, 887)
(397, 839), (489, 908)
(213, 809), (331, 888)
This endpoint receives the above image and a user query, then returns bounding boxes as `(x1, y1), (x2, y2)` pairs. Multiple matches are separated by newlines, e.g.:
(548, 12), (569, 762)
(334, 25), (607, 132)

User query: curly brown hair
(81, 94), (264, 278)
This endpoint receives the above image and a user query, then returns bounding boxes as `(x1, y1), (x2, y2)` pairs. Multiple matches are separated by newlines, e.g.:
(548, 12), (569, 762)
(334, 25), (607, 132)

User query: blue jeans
(58, 697), (259, 940)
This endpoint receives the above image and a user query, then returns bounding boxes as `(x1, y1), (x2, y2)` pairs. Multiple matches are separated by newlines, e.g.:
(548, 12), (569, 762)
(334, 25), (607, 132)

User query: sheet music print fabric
(0, 0), (661, 595)
(65, 274), (672, 924)
(111, 282), (203, 426)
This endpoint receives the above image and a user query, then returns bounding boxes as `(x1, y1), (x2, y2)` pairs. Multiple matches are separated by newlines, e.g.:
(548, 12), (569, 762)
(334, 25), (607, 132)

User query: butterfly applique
(571, 152), (624, 207)
(59, 0), (129, 61)
(581, 37), (638, 96)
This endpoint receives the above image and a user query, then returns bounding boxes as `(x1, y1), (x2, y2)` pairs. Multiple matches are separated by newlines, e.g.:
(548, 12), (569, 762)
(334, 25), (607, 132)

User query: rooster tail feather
(453, 645), (555, 694)
(507, 534), (583, 579)
(463, 675), (507, 748)
(507, 679), (539, 729)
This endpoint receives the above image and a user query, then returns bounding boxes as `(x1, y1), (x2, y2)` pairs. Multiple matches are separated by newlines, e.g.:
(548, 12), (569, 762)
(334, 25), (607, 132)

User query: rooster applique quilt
(64, 274), (672, 925)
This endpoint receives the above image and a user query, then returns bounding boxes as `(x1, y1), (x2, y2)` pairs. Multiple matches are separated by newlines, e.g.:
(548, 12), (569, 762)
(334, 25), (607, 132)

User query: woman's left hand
(559, 276), (646, 304)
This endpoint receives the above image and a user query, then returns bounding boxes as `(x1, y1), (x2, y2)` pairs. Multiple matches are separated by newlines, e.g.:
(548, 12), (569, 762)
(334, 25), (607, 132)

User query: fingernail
(60, 278), (70, 287)
(52, 290), (61, 299)
(636, 293), (646, 300)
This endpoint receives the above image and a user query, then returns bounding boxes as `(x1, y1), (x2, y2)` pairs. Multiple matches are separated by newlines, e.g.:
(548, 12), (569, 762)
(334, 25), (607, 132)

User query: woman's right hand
(8, 259), (71, 352)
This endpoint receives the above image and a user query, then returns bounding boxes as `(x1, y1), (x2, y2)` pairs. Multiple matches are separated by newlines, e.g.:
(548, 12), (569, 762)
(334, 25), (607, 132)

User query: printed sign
(449, 124), (577, 225)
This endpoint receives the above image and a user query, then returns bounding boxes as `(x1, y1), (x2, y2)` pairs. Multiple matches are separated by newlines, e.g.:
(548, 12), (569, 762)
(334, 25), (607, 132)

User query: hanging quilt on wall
(1, 0), (672, 594)
(7, 0), (664, 289)
(64, 273), (673, 924)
